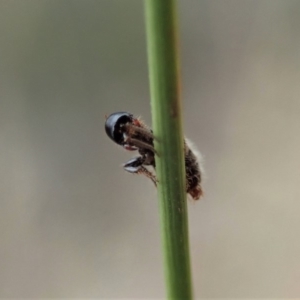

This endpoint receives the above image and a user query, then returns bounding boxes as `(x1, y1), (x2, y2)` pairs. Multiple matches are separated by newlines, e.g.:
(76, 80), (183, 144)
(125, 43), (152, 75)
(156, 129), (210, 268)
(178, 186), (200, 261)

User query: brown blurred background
(1, 0), (300, 298)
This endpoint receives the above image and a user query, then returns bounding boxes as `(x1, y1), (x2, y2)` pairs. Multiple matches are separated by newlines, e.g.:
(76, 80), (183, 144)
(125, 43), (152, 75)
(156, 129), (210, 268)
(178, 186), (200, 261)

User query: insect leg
(123, 156), (145, 173)
(124, 123), (158, 141)
(123, 156), (158, 187)
(138, 166), (157, 187)
(124, 137), (158, 155)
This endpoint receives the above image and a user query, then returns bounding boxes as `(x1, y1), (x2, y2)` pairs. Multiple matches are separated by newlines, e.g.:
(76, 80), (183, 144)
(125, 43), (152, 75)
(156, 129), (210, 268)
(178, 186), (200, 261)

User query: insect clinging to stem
(105, 112), (203, 200)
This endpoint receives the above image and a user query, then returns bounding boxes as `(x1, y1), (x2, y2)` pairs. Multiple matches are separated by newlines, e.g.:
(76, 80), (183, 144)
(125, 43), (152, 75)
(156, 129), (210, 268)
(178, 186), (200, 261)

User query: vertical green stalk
(144, 0), (193, 299)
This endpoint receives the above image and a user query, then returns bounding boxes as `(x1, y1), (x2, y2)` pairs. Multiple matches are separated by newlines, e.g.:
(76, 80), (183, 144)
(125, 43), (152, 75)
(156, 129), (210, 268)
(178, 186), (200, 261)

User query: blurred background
(1, 0), (300, 298)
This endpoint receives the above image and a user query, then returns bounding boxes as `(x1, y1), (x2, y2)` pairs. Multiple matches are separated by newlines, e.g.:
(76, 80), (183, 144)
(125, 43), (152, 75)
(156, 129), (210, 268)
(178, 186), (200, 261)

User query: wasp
(105, 112), (203, 200)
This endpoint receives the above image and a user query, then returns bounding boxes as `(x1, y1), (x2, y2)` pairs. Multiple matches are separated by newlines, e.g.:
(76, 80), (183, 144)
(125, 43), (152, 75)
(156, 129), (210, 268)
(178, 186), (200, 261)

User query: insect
(105, 112), (203, 200)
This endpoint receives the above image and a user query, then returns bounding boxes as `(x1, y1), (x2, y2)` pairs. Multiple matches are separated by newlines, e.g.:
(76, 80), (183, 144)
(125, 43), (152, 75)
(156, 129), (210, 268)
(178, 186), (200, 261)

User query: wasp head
(105, 111), (134, 147)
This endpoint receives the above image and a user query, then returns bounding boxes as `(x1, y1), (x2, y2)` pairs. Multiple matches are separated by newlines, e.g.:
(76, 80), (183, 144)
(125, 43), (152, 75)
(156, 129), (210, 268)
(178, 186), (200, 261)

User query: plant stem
(144, 0), (193, 299)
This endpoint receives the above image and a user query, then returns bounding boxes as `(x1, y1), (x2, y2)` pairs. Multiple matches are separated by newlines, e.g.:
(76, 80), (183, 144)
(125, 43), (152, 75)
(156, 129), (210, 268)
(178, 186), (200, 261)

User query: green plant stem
(144, 0), (193, 299)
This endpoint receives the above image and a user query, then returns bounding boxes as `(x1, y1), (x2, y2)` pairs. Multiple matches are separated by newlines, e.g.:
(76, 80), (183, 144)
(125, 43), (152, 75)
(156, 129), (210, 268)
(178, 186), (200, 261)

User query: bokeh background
(1, 0), (300, 298)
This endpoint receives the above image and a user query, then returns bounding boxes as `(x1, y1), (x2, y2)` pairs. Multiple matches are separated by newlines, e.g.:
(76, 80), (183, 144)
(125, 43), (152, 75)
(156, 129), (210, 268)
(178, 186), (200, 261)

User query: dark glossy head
(105, 112), (133, 145)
